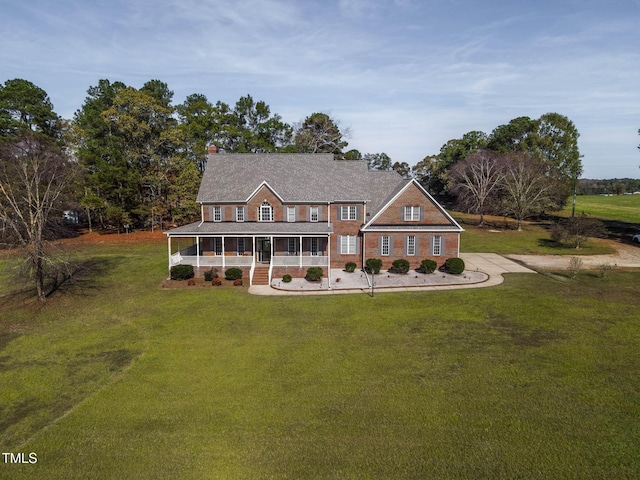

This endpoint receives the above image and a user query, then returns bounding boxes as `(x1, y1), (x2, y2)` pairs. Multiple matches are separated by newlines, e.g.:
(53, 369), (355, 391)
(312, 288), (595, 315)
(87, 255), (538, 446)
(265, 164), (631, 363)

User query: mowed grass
(565, 194), (640, 223)
(1, 237), (639, 479)
(453, 213), (616, 255)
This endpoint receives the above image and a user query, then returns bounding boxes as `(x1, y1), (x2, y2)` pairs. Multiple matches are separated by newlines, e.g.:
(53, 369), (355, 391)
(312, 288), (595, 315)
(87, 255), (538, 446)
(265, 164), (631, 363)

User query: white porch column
(327, 234), (331, 289)
(299, 235), (303, 268)
(196, 236), (200, 268)
(222, 235), (226, 269)
(167, 236), (172, 271)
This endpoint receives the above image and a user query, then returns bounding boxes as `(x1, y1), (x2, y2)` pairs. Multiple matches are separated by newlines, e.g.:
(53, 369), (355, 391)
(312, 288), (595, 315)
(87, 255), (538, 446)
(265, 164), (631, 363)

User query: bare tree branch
(0, 133), (77, 300)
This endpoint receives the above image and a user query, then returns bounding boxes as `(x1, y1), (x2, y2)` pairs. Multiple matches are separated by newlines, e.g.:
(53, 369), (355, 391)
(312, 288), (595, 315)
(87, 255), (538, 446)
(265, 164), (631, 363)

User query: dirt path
(507, 241), (640, 270)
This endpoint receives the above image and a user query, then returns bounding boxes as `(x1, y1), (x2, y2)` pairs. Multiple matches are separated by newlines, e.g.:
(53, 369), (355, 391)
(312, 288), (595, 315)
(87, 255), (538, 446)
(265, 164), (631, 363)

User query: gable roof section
(362, 179), (464, 232)
(197, 153), (404, 217)
(245, 181), (284, 203)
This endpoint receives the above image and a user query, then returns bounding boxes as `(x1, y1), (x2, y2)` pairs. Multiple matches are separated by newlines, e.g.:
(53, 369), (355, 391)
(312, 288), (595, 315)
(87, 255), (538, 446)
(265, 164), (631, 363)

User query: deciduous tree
(450, 149), (504, 226)
(0, 134), (77, 300)
(500, 153), (554, 231)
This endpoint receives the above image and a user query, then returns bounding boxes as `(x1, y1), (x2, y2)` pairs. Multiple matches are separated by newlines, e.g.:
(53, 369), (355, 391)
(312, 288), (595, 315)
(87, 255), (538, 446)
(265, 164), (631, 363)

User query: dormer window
(259, 201), (273, 222)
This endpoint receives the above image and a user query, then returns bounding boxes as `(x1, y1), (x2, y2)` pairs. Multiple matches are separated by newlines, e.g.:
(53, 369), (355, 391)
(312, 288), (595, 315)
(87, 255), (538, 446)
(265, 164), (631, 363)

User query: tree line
(578, 178), (640, 195)
(0, 76), (588, 297)
(411, 114), (583, 229)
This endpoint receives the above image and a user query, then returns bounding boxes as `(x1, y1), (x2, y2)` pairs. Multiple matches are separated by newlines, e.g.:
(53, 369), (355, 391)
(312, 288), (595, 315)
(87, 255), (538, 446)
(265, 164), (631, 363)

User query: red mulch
(0, 229), (166, 259)
(160, 278), (245, 289)
(55, 229), (167, 247)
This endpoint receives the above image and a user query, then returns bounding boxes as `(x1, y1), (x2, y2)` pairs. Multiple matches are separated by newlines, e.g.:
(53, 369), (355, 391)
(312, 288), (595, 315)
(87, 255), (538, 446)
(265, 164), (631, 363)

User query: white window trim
(381, 236), (390, 256)
(259, 202), (273, 222)
(287, 206), (296, 223)
(341, 235), (356, 254)
(404, 206), (420, 221)
(213, 206), (222, 222)
(236, 207), (244, 222)
(341, 205), (357, 221)
(433, 235), (442, 256)
(407, 235), (416, 256)
(310, 206), (319, 222)
(310, 238), (319, 256)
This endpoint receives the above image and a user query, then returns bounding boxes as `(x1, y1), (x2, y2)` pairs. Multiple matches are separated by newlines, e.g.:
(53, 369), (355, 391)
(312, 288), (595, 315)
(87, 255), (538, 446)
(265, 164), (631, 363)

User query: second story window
(404, 206), (420, 221)
(287, 206), (296, 222)
(213, 206), (222, 222)
(341, 205), (357, 220)
(259, 201), (273, 222)
(310, 206), (319, 222)
(236, 207), (244, 222)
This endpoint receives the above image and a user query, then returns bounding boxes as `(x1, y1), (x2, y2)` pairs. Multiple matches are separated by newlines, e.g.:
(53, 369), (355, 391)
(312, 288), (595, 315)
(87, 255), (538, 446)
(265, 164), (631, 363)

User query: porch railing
(271, 255), (329, 267)
(170, 254), (253, 268)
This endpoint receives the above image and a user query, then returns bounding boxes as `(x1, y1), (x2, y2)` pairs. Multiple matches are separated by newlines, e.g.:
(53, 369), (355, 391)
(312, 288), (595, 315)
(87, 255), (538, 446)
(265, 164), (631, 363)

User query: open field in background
(453, 193), (640, 255)
(1, 231), (639, 479)
(564, 194), (640, 224)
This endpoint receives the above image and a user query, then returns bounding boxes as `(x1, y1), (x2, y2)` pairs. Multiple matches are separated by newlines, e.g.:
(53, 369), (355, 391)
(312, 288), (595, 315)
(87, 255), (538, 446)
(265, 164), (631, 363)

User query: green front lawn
(1, 238), (639, 478)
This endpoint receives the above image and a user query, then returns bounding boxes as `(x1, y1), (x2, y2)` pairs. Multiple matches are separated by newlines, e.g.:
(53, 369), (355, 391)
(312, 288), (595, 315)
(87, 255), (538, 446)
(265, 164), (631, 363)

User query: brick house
(164, 147), (463, 285)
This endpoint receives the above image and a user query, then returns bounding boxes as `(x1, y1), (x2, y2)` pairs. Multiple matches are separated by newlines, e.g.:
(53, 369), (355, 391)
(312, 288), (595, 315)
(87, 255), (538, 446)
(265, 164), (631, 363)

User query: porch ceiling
(165, 221), (333, 236)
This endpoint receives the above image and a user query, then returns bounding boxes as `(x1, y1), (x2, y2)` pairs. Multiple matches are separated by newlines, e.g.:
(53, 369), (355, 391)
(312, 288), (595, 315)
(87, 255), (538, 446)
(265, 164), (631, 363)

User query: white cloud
(1, 0), (639, 178)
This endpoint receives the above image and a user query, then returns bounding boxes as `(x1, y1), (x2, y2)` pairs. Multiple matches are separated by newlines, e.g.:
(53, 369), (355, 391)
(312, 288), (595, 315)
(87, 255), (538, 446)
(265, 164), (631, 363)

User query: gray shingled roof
(197, 153), (404, 217)
(167, 221), (333, 236)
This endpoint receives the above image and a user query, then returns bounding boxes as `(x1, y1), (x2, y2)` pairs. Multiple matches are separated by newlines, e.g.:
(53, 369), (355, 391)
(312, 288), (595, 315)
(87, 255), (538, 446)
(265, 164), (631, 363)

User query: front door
(257, 238), (271, 263)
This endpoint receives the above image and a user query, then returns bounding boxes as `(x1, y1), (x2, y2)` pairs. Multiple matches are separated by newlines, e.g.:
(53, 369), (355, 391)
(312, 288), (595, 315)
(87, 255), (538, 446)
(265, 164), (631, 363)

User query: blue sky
(2, 0), (639, 178)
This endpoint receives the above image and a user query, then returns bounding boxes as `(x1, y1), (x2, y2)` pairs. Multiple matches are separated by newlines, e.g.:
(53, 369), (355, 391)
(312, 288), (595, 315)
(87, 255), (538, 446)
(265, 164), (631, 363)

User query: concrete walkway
(248, 253), (535, 296)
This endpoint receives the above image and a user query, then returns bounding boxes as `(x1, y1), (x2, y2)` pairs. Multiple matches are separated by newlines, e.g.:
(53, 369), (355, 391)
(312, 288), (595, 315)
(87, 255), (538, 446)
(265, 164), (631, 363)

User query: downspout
(362, 232), (366, 271)
(362, 201), (367, 271)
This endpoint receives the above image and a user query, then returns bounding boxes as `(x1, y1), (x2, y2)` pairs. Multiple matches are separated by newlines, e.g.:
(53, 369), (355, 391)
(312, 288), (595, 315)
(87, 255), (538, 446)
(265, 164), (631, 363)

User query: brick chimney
(207, 145), (219, 154)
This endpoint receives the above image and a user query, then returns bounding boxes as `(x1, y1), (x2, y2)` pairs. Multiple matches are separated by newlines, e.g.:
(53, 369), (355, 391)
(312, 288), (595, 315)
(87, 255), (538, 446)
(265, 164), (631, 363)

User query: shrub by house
(170, 264), (194, 280)
(365, 258), (382, 274)
(419, 259), (437, 274)
(224, 268), (243, 280)
(444, 257), (465, 274)
(391, 259), (410, 274)
(305, 267), (323, 282)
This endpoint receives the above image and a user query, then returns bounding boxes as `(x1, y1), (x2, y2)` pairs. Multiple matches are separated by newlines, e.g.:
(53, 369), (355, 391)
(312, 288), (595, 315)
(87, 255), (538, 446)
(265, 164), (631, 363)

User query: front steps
(252, 266), (270, 286)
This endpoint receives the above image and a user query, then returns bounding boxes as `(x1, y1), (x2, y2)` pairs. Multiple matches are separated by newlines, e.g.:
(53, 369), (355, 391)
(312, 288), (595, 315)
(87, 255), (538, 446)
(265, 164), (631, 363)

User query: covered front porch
(165, 221), (333, 286)
(168, 235), (329, 269)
